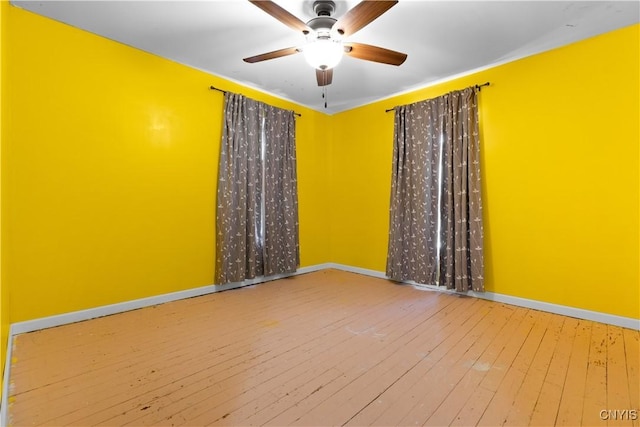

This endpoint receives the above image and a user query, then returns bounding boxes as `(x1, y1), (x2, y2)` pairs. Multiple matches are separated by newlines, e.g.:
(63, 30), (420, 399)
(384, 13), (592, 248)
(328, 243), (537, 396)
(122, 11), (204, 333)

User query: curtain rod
(209, 86), (302, 117)
(384, 82), (491, 113)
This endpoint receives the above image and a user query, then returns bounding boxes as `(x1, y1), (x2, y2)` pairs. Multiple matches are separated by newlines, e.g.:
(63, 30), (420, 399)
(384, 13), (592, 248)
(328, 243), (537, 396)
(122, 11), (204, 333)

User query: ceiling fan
(243, 0), (407, 88)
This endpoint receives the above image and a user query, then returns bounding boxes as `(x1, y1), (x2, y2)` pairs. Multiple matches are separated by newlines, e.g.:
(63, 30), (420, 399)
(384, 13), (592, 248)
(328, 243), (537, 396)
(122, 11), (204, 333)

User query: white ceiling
(11, 0), (640, 114)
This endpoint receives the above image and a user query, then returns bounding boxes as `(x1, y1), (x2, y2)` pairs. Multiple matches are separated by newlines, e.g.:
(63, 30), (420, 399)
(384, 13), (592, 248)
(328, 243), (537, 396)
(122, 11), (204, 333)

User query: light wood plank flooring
(7, 269), (640, 426)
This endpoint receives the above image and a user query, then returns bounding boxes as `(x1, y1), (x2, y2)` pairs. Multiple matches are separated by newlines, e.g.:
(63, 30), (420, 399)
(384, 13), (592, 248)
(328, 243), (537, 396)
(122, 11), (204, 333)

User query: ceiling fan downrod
(313, 0), (335, 17)
(307, 0), (338, 37)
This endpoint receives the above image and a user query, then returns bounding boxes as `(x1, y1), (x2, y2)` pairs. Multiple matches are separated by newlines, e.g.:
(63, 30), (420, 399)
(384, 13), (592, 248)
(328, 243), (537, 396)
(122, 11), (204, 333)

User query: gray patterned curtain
(386, 87), (484, 292)
(215, 92), (299, 285)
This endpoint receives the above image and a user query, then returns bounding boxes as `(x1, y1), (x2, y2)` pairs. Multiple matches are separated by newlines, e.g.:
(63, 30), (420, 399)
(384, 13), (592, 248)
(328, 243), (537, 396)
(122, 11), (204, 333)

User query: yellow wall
(2, 5), (330, 324)
(0, 0), (7, 394)
(330, 23), (639, 319)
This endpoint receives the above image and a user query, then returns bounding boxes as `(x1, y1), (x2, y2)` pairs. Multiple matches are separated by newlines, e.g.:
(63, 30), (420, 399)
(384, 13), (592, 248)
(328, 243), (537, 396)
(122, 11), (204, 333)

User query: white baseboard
(0, 264), (327, 423)
(1, 262), (638, 424)
(327, 263), (640, 331)
(1, 324), (13, 427)
(472, 291), (640, 330)
(9, 264), (327, 335)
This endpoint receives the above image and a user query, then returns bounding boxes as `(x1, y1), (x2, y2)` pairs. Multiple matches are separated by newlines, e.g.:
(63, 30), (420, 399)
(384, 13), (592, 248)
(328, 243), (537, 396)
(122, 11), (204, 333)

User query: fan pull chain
(322, 84), (328, 109)
(319, 68), (329, 109)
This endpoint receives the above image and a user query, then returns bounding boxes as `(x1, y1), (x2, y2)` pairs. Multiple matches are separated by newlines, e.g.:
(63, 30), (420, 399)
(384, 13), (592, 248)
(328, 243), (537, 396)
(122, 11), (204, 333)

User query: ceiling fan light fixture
(303, 38), (343, 70)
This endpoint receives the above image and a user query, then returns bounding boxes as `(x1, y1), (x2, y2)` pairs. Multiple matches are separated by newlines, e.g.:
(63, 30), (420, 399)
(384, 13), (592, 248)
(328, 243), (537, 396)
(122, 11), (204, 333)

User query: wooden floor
(7, 269), (640, 426)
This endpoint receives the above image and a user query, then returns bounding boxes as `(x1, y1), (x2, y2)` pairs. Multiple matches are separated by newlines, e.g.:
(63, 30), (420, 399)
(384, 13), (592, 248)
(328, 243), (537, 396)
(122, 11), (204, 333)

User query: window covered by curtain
(215, 92), (299, 285)
(386, 87), (484, 292)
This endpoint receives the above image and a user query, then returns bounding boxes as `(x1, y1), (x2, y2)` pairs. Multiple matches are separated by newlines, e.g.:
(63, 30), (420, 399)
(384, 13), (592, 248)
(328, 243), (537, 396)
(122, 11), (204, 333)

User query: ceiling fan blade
(332, 1), (398, 37)
(249, 0), (312, 34)
(243, 47), (301, 63)
(316, 68), (333, 86)
(344, 42), (407, 66)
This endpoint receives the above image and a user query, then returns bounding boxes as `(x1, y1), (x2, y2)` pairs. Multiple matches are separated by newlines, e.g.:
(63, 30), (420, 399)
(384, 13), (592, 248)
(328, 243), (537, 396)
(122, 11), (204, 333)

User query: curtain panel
(387, 87), (484, 292)
(215, 92), (299, 285)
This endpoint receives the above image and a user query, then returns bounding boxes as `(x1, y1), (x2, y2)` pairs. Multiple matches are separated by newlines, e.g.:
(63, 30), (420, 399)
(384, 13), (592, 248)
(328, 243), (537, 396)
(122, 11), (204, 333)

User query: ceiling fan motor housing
(308, 0), (338, 38)
(307, 17), (337, 36)
(313, 0), (335, 17)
